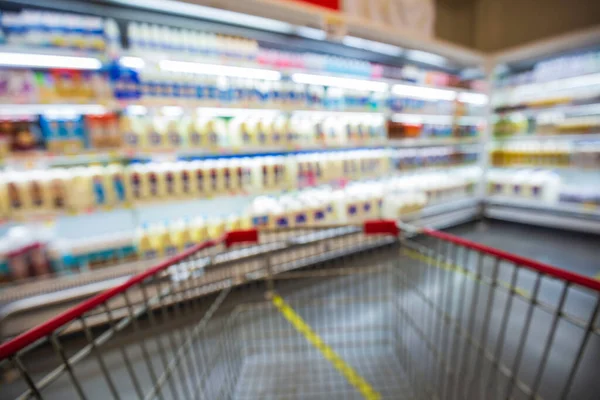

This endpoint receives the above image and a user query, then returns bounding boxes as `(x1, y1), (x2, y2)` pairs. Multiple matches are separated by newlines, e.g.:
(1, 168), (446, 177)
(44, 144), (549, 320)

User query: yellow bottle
(207, 217), (225, 239)
(162, 163), (182, 199)
(190, 161), (208, 197)
(147, 117), (167, 150)
(105, 164), (128, 207)
(135, 224), (157, 259)
(256, 117), (273, 146)
(170, 219), (193, 251)
(189, 216), (208, 244)
(166, 119), (183, 149)
(69, 167), (95, 213)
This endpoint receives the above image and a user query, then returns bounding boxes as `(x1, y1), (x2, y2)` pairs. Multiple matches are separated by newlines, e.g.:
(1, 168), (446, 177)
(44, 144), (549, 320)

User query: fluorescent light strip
(196, 107), (281, 117)
(106, 0), (294, 34)
(292, 110), (384, 119)
(392, 84), (457, 101)
(160, 60), (281, 81)
(292, 73), (388, 92)
(392, 114), (453, 125)
(119, 56), (146, 69)
(458, 92), (488, 105)
(342, 36), (403, 57)
(405, 49), (448, 68)
(0, 104), (106, 117)
(296, 27), (327, 41)
(0, 52), (102, 70)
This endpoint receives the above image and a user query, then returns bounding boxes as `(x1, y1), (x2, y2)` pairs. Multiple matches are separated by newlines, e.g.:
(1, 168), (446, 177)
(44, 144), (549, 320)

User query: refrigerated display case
(486, 26), (600, 233)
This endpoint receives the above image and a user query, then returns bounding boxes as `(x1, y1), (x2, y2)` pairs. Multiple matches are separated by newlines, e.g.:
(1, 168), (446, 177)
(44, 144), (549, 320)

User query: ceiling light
(291, 73), (388, 92)
(0, 52), (102, 70)
(160, 60), (281, 80)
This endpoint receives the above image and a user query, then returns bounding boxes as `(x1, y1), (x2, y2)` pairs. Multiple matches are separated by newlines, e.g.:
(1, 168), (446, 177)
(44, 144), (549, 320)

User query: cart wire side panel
(0, 221), (599, 400)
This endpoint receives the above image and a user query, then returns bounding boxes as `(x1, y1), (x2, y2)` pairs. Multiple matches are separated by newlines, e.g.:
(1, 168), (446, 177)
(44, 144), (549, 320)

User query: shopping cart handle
(225, 229), (260, 247)
(363, 220), (399, 236)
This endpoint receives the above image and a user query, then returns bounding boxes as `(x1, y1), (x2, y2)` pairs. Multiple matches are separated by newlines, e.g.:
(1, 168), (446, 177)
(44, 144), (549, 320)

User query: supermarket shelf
(402, 197), (480, 225)
(494, 72), (600, 98)
(3, 149), (126, 170)
(485, 197), (600, 234)
(493, 133), (600, 142)
(387, 137), (480, 148)
(110, 0), (484, 69)
(491, 25), (600, 69)
(0, 104), (108, 118)
(2, 139), (481, 170)
(0, 196), (481, 339)
(493, 101), (600, 118)
(391, 113), (486, 125)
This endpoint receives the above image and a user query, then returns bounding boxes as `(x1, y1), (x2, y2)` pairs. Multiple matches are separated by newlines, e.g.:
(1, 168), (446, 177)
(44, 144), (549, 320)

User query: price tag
(322, 13), (347, 42)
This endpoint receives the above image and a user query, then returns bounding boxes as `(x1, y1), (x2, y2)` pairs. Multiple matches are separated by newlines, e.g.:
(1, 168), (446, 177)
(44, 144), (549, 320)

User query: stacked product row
(495, 50), (600, 89)
(494, 114), (600, 137)
(387, 120), (481, 139)
(0, 9), (120, 51)
(0, 167), (481, 281)
(0, 146), (480, 219)
(122, 113), (387, 150)
(123, 71), (387, 111)
(0, 113), (387, 156)
(490, 141), (600, 168)
(0, 150), (389, 217)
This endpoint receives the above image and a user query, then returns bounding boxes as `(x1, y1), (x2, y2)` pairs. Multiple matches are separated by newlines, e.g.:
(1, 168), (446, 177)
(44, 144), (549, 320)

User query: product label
(277, 217), (289, 227)
(224, 169), (231, 190)
(252, 215), (268, 227)
(182, 171), (190, 194)
(169, 131), (181, 146)
(210, 169), (218, 191)
(51, 179), (66, 209)
(314, 210), (325, 221)
(149, 131), (161, 147)
(348, 205), (357, 215)
(190, 131), (202, 146)
(113, 175), (126, 202)
(92, 176), (105, 205)
(149, 173), (158, 196)
(196, 170), (204, 193)
(30, 181), (43, 207)
(131, 173), (141, 199)
(166, 172), (175, 195)
(295, 213), (307, 224)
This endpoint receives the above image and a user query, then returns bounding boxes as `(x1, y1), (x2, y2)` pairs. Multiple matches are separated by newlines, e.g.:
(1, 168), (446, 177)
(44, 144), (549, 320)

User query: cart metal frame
(1, 221), (599, 400)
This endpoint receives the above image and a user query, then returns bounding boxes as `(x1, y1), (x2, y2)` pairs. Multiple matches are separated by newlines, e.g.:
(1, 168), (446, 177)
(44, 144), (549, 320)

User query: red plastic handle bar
(364, 220), (399, 236)
(423, 227), (600, 293)
(225, 229), (259, 248)
(0, 239), (220, 360)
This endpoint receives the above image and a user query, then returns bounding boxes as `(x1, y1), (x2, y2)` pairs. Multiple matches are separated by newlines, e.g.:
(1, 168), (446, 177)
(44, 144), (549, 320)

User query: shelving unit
(487, 28), (600, 232)
(0, 0), (599, 339)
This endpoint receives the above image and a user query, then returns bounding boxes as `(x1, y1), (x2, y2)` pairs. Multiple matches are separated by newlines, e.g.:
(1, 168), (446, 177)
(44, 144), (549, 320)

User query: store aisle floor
(445, 219), (600, 278)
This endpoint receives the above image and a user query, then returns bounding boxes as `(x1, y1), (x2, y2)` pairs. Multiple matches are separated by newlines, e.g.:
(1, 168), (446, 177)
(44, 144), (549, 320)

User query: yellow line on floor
(594, 272), (600, 281)
(401, 248), (530, 299)
(271, 293), (381, 400)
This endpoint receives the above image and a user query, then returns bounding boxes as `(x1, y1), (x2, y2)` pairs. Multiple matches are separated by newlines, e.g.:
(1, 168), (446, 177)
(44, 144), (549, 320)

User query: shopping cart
(0, 221), (599, 400)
